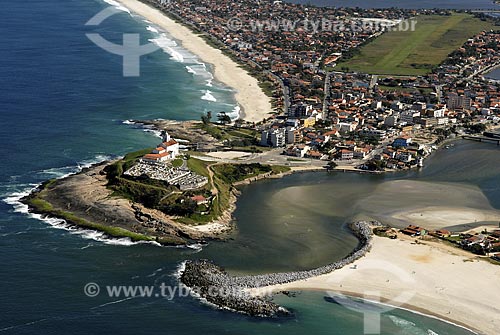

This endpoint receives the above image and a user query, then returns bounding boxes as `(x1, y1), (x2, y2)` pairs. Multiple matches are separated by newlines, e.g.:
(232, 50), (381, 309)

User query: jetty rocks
(180, 221), (376, 317)
(180, 260), (291, 317)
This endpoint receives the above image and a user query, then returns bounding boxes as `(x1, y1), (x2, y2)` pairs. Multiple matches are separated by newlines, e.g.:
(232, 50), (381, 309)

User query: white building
(159, 132), (179, 158)
(261, 128), (286, 147)
(142, 132), (179, 163)
(429, 108), (446, 118)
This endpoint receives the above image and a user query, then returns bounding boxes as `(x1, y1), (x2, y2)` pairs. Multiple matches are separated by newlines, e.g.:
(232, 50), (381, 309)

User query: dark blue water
(0, 0), (492, 334)
(485, 67), (500, 80)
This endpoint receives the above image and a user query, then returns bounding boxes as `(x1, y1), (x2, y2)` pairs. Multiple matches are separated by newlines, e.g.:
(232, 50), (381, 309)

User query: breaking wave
(102, 0), (131, 14)
(201, 90), (217, 102)
(2, 156), (161, 247)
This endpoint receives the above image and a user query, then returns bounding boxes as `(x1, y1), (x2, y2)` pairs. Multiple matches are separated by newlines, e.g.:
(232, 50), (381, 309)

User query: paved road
(192, 148), (327, 169)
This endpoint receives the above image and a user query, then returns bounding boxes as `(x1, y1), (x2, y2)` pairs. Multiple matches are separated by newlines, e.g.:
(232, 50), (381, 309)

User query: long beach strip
(114, 0), (273, 123)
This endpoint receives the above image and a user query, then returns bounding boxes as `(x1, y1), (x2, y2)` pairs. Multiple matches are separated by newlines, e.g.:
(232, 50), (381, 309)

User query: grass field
(337, 14), (494, 75)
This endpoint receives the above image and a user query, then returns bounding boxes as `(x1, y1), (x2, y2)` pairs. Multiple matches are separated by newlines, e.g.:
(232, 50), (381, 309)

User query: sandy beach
(251, 235), (500, 335)
(391, 206), (500, 230)
(114, 0), (273, 123)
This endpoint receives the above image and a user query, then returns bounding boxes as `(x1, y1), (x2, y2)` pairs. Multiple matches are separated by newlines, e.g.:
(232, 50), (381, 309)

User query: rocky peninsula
(21, 147), (292, 246)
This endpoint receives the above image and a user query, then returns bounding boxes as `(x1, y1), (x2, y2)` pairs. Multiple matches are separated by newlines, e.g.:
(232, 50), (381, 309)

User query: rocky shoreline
(21, 162), (235, 246)
(179, 221), (376, 317)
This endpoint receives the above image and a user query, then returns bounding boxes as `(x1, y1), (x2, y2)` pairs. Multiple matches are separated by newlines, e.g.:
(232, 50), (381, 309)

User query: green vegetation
(186, 157), (210, 178)
(171, 158), (183, 168)
(464, 123), (487, 134)
(337, 14), (495, 75)
(195, 121), (261, 148)
(105, 149), (180, 209)
(259, 80), (276, 96)
(27, 144), (293, 240)
(107, 152), (290, 225)
(212, 163), (289, 184)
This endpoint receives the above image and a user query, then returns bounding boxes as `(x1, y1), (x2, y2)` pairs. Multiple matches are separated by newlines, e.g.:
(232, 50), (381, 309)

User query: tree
(234, 119), (244, 128)
(217, 112), (231, 125)
(201, 111), (212, 125)
(327, 161), (337, 171)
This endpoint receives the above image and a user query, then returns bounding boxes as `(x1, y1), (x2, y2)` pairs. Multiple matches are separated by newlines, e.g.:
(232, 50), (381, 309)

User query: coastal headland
(21, 146), (293, 245)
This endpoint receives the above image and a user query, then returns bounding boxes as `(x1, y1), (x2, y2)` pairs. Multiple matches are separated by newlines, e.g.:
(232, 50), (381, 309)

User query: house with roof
(340, 149), (354, 160)
(142, 132), (179, 163)
(401, 225), (426, 236)
(191, 195), (209, 205)
(392, 136), (412, 148)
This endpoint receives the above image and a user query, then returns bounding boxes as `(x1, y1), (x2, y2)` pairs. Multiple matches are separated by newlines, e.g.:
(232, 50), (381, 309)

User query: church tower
(161, 130), (171, 143)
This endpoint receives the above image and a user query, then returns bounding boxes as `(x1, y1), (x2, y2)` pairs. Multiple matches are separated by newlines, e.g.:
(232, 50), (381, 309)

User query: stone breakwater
(179, 221), (376, 317)
(180, 260), (291, 317)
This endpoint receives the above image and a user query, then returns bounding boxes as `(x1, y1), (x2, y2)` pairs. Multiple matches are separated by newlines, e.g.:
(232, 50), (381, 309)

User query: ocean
(1, 0), (498, 334)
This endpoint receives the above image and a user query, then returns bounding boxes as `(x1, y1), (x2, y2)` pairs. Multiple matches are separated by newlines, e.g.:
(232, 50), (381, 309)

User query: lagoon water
(1, 0), (499, 334)
(485, 67), (500, 80)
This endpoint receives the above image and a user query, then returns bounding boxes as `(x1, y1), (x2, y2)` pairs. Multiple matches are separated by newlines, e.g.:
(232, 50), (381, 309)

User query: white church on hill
(142, 131), (179, 163)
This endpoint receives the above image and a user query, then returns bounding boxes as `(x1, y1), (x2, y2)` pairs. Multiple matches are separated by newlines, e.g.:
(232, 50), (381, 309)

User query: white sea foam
(102, 0), (131, 14)
(388, 315), (430, 335)
(186, 66), (197, 75)
(142, 127), (163, 138)
(2, 156), (162, 247)
(201, 90), (217, 102)
(6, 190), (161, 247)
(185, 63), (215, 89)
(173, 261), (187, 279)
(384, 309), (475, 335)
(186, 243), (204, 253)
(92, 297), (136, 309)
(146, 25), (159, 34)
(227, 105), (241, 120)
(146, 267), (164, 278)
(149, 34), (185, 62)
(142, 24), (219, 94)
(388, 315), (417, 328)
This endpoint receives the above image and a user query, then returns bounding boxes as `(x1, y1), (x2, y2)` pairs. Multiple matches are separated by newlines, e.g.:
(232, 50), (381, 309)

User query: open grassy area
(337, 14), (495, 75)
(195, 123), (261, 149)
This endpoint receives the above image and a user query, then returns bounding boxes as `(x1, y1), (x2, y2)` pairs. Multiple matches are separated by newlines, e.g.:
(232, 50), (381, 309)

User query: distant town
(140, 0), (500, 172)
